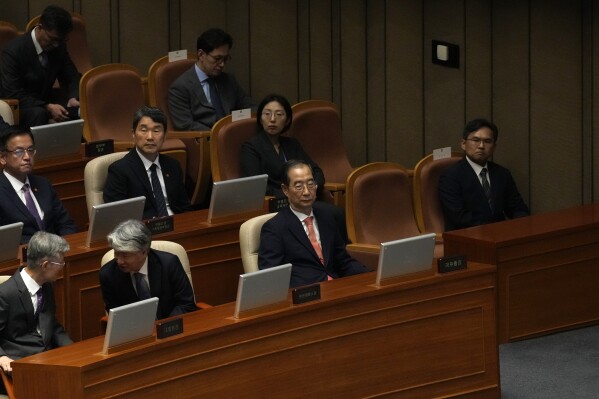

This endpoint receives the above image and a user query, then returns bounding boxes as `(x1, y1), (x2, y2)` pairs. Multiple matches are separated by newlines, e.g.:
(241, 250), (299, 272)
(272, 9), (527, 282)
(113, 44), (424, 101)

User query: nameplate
(268, 197), (289, 212)
(156, 317), (183, 339)
(437, 255), (467, 273)
(146, 216), (174, 235)
(292, 284), (321, 304)
(86, 139), (114, 157)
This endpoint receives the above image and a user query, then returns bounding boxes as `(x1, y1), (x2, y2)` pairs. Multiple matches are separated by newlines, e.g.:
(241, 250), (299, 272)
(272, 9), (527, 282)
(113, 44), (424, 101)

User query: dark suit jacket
(0, 173), (77, 243)
(438, 157), (530, 231)
(0, 30), (80, 109)
(168, 66), (254, 131)
(240, 131), (326, 198)
(0, 115), (9, 132)
(99, 249), (198, 320)
(259, 206), (368, 288)
(0, 269), (72, 360)
(103, 149), (192, 220)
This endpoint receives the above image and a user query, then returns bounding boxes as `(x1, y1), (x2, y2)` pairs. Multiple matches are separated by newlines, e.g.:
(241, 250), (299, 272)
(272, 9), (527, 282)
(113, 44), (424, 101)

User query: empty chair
(288, 100), (353, 206)
(412, 151), (462, 238)
(0, 21), (19, 59)
(0, 99), (14, 125)
(83, 151), (127, 218)
(239, 213), (277, 273)
(210, 114), (257, 182)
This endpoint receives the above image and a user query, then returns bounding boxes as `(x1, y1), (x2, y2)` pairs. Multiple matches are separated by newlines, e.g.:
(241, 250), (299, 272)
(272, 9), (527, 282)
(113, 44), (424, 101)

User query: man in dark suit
(0, 5), (81, 129)
(0, 231), (72, 379)
(103, 106), (192, 220)
(439, 118), (530, 231)
(99, 219), (197, 320)
(259, 160), (369, 288)
(0, 126), (77, 243)
(168, 28), (254, 131)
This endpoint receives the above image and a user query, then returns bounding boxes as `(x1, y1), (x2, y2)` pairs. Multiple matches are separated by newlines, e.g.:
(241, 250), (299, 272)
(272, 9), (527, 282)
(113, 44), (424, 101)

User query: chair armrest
(167, 130), (210, 141)
(324, 182), (346, 192)
(346, 243), (380, 271)
(196, 302), (212, 309)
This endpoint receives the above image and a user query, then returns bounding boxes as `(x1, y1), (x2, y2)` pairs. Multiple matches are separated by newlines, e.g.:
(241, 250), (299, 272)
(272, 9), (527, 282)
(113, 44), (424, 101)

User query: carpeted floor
(499, 324), (599, 398)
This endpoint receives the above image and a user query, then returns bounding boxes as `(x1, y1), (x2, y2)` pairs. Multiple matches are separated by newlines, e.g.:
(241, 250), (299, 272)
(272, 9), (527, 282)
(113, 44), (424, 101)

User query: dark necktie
(304, 216), (332, 280)
(35, 287), (44, 319)
(480, 168), (492, 209)
(206, 78), (226, 120)
(22, 183), (43, 229)
(39, 51), (48, 68)
(149, 164), (168, 217)
(134, 272), (151, 300)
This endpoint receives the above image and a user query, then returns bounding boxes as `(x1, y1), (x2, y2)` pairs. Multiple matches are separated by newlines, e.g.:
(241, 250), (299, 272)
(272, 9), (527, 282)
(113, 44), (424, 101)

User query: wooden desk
(62, 209), (247, 341)
(444, 203), (599, 343)
(13, 265), (499, 399)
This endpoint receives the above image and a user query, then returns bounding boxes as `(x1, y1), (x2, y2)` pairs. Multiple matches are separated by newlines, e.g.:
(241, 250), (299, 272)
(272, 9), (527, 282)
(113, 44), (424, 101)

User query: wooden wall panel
(0, 2), (29, 29)
(366, 0), (386, 162)
(180, 1), (226, 54)
(465, 0), (492, 121)
(530, 0), (582, 212)
(308, 0), (334, 101)
(492, 0), (531, 207)
(226, 0), (251, 94)
(592, 0), (599, 202)
(81, 0), (111, 67)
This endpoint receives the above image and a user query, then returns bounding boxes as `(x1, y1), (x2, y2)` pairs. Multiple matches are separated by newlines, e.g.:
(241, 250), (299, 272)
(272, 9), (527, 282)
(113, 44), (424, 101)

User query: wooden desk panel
(13, 265), (499, 399)
(444, 203), (599, 343)
(63, 209), (246, 341)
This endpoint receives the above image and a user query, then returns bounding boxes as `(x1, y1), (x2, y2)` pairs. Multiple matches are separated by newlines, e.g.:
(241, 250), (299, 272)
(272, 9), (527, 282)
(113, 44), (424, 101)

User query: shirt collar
(131, 255), (149, 277)
(31, 27), (43, 56)
(194, 63), (210, 84)
(20, 267), (42, 296)
(3, 170), (31, 193)
(135, 148), (161, 171)
(465, 155), (488, 176)
(288, 206), (314, 223)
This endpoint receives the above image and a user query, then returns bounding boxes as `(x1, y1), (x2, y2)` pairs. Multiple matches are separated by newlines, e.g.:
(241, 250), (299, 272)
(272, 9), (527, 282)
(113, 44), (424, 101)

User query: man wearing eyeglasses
(0, 231), (72, 386)
(439, 118), (529, 231)
(168, 28), (254, 131)
(0, 5), (81, 129)
(0, 126), (76, 243)
(259, 160), (369, 288)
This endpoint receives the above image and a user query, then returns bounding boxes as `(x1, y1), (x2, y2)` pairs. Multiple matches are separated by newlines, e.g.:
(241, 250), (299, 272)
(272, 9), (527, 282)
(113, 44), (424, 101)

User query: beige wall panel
(423, 0), (465, 156)
(581, 0), (593, 203)
(0, 2), (29, 28)
(592, 0), (599, 201)
(30, 0), (72, 18)
(81, 0), (111, 66)
(386, 0), (424, 167)
(338, 0), (367, 166)
(530, 0), (582, 212)
(464, 0), (492, 121)
(491, 0), (531, 207)
(226, 0), (251, 94)
(249, 0), (298, 104)
(308, 0), (334, 101)
(119, 0), (169, 71)
(297, 0), (310, 100)
(366, 0), (386, 162)
(180, 1), (226, 55)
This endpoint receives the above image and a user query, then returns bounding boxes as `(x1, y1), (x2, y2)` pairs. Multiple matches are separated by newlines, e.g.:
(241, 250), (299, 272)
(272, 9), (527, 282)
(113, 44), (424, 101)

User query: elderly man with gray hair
(0, 231), (72, 380)
(99, 219), (197, 320)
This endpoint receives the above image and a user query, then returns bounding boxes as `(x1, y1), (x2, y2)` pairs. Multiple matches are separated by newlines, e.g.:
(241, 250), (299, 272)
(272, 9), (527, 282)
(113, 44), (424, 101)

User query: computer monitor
(102, 297), (159, 354)
(207, 174), (268, 224)
(234, 263), (292, 318)
(376, 232), (436, 285)
(30, 119), (83, 162)
(0, 222), (23, 263)
(86, 196), (145, 247)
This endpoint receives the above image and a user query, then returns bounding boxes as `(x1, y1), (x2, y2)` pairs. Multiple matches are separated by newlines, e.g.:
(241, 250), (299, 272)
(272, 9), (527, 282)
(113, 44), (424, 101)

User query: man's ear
(281, 184), (289, 197)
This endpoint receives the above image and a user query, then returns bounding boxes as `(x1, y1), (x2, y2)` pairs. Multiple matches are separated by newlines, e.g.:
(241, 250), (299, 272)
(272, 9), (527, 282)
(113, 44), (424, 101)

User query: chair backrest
(0, 275), (11, 284)
(147, 55), (196, 128)
(239, 213), (277, 273)
(210, 114), (258, 182)
(0, 100), (14, 125)
(83, 151), (127, 218)
(288, 100), (353, 183)
(79, 64), (145, 143)
(0, 21), (19, 59)
(412, 152), (462, 235)
(101, 240), (194, 289)
(346, 162), (420, 245)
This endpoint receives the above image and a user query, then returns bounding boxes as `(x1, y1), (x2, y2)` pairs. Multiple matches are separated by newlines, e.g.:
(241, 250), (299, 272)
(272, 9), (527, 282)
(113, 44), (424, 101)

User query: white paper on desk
(232, 108), (251, 122)
(433, 146), (452, 160)
(168, 50), (188, 62)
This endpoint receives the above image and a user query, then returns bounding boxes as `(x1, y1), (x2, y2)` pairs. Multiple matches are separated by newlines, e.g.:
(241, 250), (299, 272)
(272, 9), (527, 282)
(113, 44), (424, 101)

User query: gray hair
(27, 231), (70, 269)
(107, 219), (151, 252)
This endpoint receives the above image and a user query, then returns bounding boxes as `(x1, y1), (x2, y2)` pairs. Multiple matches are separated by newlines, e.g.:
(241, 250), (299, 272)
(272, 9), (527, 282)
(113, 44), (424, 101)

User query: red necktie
(304, 216), (332, 280)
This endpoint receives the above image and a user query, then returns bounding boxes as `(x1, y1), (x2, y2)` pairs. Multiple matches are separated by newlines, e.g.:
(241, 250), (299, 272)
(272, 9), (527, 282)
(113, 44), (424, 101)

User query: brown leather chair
(345, 162), (440, 267)
(25, 13), (93, 75)
(288, 100), (353, 207)
(79, 64), (186, 170)
(210, 114), (258, 182)
(0, 21), (19, 58)
(147, 55), (210, 206)
(412, 151), (462, 239)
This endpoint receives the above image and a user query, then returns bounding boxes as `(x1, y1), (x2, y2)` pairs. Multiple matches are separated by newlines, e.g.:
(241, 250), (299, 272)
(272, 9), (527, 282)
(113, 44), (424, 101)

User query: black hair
(39, 5), (73, 38)
(462, 118), (499, 141)
(132, 106), (167, 132)
(196, 28), (233, 53)
(0, 126), (34, 151)
(281, 160), (313, 186)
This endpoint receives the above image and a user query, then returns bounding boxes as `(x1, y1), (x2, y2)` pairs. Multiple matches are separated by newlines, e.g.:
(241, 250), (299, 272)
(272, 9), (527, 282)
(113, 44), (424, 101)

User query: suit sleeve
(166, 160), (193, 213)
(54, 48), (81, 101)
(0, 292), (10, 357)
(103, 162), (129, 204)
(438, 168), (481, 229)
(502, 171), (530, 219)
(329, 217), (369, 277)
(47, 183), (77, 236)
(46, 285), (73, 347)
(0, 47), (45, 108)
(99, 265), (119, 313)
(258, 220), (287, 270)
(168, 81), (211, 131)
(165, 255), (198, 317)
(229, 74), (255, 112)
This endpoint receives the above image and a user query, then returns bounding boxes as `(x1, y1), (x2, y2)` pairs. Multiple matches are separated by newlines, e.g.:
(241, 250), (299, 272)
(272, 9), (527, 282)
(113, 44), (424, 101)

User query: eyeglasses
(289, 180), (317, 192)
(465, 137), (495, 145)
(206, 53), (232, 65)
(4, 147), (36, 157)
(41, 26), (66, 45)
(261, 111), (287, 120)
(47, 260), (66, 268)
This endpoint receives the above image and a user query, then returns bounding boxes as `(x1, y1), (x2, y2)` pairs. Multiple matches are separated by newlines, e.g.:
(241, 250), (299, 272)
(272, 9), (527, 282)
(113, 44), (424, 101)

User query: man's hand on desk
(0, 356), (13, 374)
